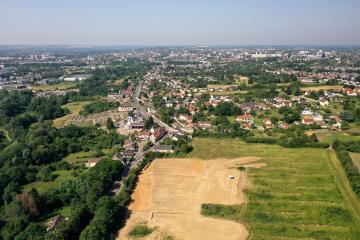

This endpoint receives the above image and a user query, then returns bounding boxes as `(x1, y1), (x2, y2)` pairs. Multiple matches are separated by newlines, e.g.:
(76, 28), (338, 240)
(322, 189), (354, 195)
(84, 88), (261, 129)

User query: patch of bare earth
(117, 157), (262, 240)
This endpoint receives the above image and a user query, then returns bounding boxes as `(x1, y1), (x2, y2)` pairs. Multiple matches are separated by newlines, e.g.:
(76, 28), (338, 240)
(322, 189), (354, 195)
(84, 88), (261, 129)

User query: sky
(1, 0), (360, 46)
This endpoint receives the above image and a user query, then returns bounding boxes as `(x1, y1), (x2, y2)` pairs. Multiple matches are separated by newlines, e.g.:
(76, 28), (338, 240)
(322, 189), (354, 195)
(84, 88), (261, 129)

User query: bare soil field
(117, 157), (262, 240)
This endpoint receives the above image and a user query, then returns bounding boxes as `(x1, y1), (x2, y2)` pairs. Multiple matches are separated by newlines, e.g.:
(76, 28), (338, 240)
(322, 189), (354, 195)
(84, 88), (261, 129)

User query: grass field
(38, 206), (72, 224)
(300, 85), (343, 92)
(62, 101), (93, 114)
(64, 151), (94, 164)
(312, 131), (360, 144)
(188, 138), (360, 240)
(53, 101), (93, 128)
(22, 170), (76, 194)
(33, 82), (78, 91)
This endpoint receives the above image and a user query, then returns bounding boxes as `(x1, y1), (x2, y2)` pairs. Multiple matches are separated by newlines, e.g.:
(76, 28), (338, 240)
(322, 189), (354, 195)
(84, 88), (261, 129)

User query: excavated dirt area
(117, 157), (262, 240)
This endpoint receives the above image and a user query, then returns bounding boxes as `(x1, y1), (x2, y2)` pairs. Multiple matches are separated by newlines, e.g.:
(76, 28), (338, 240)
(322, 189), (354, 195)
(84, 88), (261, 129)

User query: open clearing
(187, 138), (360, 240)
(53, 101), (92, 128)
(32, 82), (78, 91)
(112, 78), (127, 85)
(212, 90), (248, 95)
(234, 75), (249, 85)
(22, 170), (76, 194)
(300, 85), (343, 92)
(207, 84), (238, 89)
(312, 130), (360, 144)
(117, 157), (262, 240)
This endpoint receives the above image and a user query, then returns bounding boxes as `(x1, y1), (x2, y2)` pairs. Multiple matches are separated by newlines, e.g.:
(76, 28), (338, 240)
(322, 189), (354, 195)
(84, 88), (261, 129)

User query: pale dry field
(117, 157), (262, 240)
(350, 152), (360, 172)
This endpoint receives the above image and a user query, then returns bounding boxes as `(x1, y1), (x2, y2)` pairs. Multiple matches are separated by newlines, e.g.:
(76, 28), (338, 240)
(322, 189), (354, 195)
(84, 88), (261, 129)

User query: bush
(245, 136), (277, 144)
(128, 224), (154, 238)
(335, 151), (360, 197)
(333, 140), (360, 152)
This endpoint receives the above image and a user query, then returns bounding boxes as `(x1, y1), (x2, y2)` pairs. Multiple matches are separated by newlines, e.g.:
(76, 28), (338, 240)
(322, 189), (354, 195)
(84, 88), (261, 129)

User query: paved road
(134, 80), (177, 134)
(111, 132), (169, 196)
(111, 72), (181, 196)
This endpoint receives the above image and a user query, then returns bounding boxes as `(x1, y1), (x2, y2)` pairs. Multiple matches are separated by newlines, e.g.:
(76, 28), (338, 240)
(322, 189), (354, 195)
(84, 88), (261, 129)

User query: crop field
(33, 82), (78, 91)
(188, 138), (360, 240)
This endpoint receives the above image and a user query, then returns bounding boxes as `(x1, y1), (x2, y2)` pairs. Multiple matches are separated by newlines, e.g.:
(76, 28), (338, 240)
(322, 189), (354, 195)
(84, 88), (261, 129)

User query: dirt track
(117, 157), (261, 240)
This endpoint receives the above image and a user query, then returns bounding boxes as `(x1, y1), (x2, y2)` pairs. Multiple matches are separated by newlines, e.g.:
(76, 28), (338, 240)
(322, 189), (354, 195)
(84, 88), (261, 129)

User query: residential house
(86, 157), (102, 168)
(236, 114), (254, 123)
(279, 122), (289, 129)
(263, 118), (273, 129)
(178, 114), (193, 123)
(196, 121), (212, 130)
(150, 128), (167, 143)
(47, 215), (65, 231)
(137, 130), (151, 141)
(118, 104), (137, 112)
(319, 98), (329, 107)
(242, 122), (251, 130)
(238, 102), (257, 113)
(123, 149), (136, 159)
(329, 116), (342, 129)
(154, 145), (174, 153)
(302, 115), (315, 125)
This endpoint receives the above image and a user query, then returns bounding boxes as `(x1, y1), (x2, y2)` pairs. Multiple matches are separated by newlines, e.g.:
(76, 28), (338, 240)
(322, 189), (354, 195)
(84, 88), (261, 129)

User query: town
(1, 45), (360, 240)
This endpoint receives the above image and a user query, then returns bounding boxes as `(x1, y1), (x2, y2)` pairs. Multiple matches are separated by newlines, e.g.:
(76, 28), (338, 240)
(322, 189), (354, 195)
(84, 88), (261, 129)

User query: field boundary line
(327, 150), (360, 224)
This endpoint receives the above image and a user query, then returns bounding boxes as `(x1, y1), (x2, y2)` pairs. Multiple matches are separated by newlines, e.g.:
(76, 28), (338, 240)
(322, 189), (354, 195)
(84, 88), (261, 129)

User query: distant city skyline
(1, 0), (360, 46)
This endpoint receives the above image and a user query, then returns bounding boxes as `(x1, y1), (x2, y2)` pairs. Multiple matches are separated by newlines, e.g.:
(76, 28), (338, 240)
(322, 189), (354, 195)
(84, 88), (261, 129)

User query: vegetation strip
(328, 151), (360, 224)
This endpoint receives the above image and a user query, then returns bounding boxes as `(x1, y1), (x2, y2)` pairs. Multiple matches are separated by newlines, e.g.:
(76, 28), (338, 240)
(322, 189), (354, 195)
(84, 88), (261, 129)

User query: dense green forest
(0, 90), (127, 239)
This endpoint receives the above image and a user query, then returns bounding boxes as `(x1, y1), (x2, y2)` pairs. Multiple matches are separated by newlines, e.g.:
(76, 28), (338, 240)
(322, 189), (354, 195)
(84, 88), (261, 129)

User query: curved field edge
(188, 138), (360, 240)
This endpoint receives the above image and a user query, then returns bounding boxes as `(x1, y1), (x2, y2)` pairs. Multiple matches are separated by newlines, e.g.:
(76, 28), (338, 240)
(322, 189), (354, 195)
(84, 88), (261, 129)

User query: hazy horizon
(1, 0), (360, 46)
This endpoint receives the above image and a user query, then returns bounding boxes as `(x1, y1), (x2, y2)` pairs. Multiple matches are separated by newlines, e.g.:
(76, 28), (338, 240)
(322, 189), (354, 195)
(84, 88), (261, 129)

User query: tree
(106, 118), (115, 130)
(14, 223), (46, 240)
(214, 102), (241, 116)
(79, 197), (120, 240)
(16, 192), (39, 219)
(36, 166), (54, 182)
(3, 182), (21, 204)
(47, 204), (91, 240)
(144, 116), (154, 130)
(341, 121), (350, 130)
(340, 111), (354, 122)
(1, 200), (29, 240)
